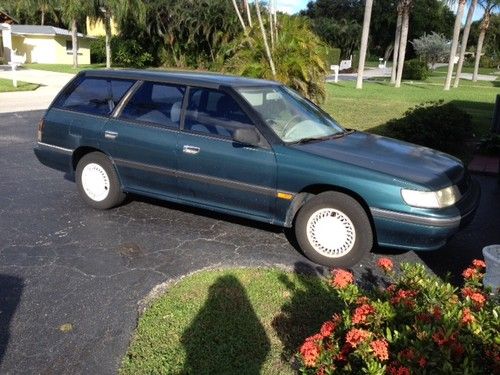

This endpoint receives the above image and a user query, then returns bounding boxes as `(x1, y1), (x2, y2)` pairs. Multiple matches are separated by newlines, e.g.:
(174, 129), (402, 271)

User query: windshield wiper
(291, 130), (352, 144)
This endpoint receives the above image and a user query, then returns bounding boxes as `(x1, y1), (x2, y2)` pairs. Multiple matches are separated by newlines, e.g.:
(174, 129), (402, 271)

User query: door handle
(183, 145), (200, 155)
(104, 130), (118, 140)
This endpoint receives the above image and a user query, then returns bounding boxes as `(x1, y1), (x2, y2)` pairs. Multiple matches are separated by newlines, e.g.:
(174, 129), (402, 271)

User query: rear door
(177, 86), (277, 220)
(101, 81), (185, 198)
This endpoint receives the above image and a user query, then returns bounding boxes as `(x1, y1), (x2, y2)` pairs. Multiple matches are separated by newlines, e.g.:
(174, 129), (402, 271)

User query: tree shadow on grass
(0, 274), (23, 367)
(271, 262), (339, 363)
(181, 275), (270, 375)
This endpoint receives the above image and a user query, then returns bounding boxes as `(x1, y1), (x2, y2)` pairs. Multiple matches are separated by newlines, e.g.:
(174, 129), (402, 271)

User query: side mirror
(232, 127), (260, 147)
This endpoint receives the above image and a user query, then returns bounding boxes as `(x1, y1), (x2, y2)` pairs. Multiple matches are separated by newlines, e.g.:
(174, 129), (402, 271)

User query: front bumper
(371, 178), (481, 251)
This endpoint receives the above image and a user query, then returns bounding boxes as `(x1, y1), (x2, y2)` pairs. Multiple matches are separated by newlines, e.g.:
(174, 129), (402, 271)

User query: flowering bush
(297, 258), (500, 374)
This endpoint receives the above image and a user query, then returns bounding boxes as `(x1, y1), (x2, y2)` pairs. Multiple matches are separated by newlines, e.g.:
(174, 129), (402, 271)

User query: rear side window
(54, 76), (134, 116)
(120, 82), (185, 128)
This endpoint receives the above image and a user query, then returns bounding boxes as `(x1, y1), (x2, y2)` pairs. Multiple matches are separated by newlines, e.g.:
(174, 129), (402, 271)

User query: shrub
(402, 59), (429, 80)
(90, 36), (106, 64)
(324, 46), (341, 67)
(382, 101), (473, 157)
(411, 32), (450, 69)
(297, 258), (499, 374)
(111, 37), (153, 68)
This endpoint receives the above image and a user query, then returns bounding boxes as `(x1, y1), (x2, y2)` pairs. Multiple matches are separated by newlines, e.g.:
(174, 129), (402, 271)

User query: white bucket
(483, 245), (500, 292)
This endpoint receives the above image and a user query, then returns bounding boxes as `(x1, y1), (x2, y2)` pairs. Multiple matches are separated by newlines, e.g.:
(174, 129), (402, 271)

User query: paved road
(1, 110), (499, 374)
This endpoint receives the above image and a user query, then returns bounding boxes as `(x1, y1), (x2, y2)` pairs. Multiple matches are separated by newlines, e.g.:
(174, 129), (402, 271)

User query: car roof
(82, 69), (280, 89)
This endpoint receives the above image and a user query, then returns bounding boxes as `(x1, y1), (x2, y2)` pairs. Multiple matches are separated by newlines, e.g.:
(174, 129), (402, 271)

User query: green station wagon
(34, 70), (481, 267)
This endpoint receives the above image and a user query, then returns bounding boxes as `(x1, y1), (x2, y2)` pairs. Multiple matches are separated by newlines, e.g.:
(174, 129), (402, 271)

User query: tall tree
(243, 0), (252, 27)
(356, 0), (374, 89)
(90, 0), (145, 68)
(60, 0), (90, 68)
(390, 3), (404, 84)
(231, 0), (248, 34)
(472, 0), (499, 81)
(453, 0), (478, 87)
(395, 0), (412, 88)
(444, 0), (466, 90)
(255, 0), (276, 77)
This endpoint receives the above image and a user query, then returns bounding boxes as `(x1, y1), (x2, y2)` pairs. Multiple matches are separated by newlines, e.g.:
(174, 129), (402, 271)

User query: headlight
(401, 186), (461, 209)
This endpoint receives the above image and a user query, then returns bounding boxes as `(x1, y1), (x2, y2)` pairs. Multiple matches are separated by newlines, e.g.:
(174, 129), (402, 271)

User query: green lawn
(0, 78), (39, 92)
(433, 65), (499, 76)
(323, 76), (499, 138)
(121, 268), (338, 375)
(24, 63), (105, 74)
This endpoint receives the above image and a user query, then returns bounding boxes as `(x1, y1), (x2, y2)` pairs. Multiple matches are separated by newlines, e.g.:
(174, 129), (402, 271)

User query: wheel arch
(285, 184), (376, 243)
(72, 146), (124, 188)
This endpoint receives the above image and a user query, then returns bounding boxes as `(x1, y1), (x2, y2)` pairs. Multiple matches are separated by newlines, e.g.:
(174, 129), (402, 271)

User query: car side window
(120, 82), (185, 128)
(54, 76), (134, 116)
(184, 87), (253, 139)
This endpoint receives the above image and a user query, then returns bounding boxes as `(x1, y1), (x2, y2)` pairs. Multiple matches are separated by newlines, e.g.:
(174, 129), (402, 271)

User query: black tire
(294, 191), (373, 268)
(75, 152), (125, 209)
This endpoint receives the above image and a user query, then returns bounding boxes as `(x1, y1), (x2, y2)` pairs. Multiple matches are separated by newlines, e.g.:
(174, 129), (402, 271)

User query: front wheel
(75, 152), (125, 209)
(294, 192), (373, 267)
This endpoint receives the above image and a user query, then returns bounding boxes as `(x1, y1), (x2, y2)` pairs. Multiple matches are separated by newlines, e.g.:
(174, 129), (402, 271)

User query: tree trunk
(453, 0), (477, 87)
(255, 0), (276, 78)
(269, 2), (274, 50)
(71, 18), (78, 69)
(41, 10), (45, 26)
(472, 12), (490, 82)
(231, 0), (247, 34)
(395, 4), (410, 88)
(444, 0), (466, 90)
(243, 0), (252, 27)
(105, 12), (112, 68)
(390, 4), (403, 84)
(356, 0), (374, 89)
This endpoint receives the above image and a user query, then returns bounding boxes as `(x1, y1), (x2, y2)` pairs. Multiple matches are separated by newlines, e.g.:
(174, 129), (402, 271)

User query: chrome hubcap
(81, 163), (110, 202)
(306, 208), (356, 257)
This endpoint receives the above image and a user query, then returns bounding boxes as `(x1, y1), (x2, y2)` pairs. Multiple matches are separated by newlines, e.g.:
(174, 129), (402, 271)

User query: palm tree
(444, 0), (466, 90)
(356, 0), (374, 89)
(255, 0), (276, 77)
(395, 0), (412, 88)
(453, 0), (478, 87)
(231, 0), (248, 34)
(390, 2), (404, 84)
(91, 0), (145, 68)
(472, 0), (499, 81)
(61, 0), (90, 68)
(243, 0), (252, 27)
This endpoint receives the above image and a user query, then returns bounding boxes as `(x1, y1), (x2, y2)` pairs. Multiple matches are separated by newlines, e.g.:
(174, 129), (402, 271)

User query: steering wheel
(282, 115), (303, 139)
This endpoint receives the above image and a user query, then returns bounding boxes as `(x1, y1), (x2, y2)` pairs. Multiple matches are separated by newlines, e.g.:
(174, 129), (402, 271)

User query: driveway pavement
(1, 110), (499, 374)
(0, 67), (74, 113)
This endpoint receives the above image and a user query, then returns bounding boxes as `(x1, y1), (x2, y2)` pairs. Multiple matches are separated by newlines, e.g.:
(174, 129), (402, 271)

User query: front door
(177, 87), (277, 220)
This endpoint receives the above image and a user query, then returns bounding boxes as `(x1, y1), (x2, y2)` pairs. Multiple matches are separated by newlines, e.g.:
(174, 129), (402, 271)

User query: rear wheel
(76, 152), (125, 209)
(294, 192), (373, 267)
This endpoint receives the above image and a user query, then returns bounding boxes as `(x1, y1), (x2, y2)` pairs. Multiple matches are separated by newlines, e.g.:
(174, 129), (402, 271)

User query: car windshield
(236, 86), (345, 143)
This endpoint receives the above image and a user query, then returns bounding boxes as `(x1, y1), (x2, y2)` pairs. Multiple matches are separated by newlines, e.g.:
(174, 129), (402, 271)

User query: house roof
(0, 10), (18, 24)
(9, 25), (91, 38)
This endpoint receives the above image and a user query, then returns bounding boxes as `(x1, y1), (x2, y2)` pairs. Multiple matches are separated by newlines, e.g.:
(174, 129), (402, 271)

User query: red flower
(335, 343), (351, 363)
(356, 296), (370, 305)
(399, 348), (415, 361)
(432, 306), (442, 320)
(320, 320), (336, 338)
(472, 259), (486, 269)
(387, 363), (411, 375)
(469, 292), (486, 308)
(432, 329), (448, 346)
(352, 303), (376, 324)
(462, 267), (478, 279)
(386, 284), (397, 294)
(461, 287), (475, 298)
(300, 339), (321, 367)
(391, 289), (417, 307)
(371, 339), (389, 361)
(451, 342), (465, 357)
(377, 257), (394, 272)
(330, 269), (354, 289)
(461, 308), (475, 325)
(345, 328), (370, 348)
(418, 356), (427, 368)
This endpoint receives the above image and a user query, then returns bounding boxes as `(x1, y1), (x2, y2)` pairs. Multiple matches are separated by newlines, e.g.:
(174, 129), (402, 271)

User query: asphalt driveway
(1, 110), (499, 374)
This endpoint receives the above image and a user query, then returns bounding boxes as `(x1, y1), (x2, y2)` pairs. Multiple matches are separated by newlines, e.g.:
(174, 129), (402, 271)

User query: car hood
(292, 131), (464, 190)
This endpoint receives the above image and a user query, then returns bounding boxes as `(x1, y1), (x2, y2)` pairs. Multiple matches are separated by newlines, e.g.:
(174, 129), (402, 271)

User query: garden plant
(298, 258), (499, 374)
